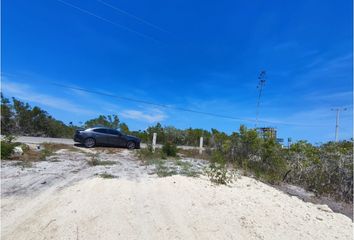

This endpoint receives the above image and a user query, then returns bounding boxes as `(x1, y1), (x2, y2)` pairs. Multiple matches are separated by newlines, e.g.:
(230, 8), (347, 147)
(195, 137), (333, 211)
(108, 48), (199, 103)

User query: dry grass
(136, 149), (201, 178)
(87, 153), (117, 166)
(8, 143), (81, 163)
(42, 143), (80, 153)
(13, 160), (33, 168)
(178, 149), (212, 160)
(98, 173), (117, 179)
(94, 147), (124, 154)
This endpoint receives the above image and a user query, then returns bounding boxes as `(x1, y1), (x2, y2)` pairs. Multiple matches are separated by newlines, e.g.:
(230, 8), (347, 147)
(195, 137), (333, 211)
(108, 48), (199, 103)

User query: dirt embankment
(1, 148), (353, 240)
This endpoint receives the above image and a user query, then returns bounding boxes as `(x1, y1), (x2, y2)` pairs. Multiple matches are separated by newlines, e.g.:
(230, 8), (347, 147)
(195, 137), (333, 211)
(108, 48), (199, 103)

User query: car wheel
(127, 141), (136, 149)
(84, 138), (96, 148)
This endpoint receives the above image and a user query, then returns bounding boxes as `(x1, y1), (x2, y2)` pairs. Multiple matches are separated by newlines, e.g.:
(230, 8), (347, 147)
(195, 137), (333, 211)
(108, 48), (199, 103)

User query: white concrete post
(199, 137), (203, 155)
(152, 133), (157, 152)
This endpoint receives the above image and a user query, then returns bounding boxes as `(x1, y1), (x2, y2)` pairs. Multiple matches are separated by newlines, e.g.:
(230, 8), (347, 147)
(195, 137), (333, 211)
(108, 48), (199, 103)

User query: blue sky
(2, 0), (353, 143)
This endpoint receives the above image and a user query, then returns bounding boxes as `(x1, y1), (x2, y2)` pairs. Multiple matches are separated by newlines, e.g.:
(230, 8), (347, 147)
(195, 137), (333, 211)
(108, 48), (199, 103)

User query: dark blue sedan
(74, 127), (141, 149)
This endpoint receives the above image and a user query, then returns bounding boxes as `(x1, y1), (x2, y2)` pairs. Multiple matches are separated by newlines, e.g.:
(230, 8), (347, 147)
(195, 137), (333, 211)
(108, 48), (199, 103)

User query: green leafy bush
(286, 140), (353, 202)
(257, 138), (287, 183)
(211, 150), (226, 165)
(162, 142), (177, 157)
(205, 163), (236, 185)
(1, 141), (16, 159)
(1, 134), (19, 159)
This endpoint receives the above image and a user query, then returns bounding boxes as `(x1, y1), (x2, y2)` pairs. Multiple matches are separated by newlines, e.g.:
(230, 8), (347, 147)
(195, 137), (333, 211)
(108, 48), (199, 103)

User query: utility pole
(256, 70), (266, 128)
(331, 108), (347, 142)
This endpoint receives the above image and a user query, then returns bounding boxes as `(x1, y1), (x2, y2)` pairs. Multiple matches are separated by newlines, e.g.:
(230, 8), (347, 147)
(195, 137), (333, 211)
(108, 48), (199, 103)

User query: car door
(92, 128), (109, 145)
(106, 129), (126, 147)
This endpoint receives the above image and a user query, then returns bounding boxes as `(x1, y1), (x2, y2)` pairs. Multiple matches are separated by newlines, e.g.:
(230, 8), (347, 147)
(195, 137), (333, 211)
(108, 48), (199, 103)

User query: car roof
(86, 127), (118, 131)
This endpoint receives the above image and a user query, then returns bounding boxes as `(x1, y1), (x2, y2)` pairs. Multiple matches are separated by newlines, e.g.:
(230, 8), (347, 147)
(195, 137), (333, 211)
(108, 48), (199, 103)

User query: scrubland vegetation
(1, 95), (353, 203)
(138, 127), (353, 203)
(137, 146), (202, 177)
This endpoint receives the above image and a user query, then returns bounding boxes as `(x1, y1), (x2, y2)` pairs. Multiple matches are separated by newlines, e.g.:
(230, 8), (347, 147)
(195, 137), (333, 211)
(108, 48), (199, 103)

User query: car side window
(93, 129), (107, 134)
(107, 129), (120, 135)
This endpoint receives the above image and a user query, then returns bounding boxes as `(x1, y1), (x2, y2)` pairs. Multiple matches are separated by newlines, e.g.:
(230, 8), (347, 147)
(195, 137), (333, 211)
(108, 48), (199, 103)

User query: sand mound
(2, 175), (352, 240)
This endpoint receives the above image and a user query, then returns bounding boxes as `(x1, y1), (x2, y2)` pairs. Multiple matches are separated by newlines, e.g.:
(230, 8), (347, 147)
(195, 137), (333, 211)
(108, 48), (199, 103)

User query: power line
(55, 0), (159, 43)
(39, 81), (329, 127)
(97, 0), (169, 33)
(49, 82), (257, 122)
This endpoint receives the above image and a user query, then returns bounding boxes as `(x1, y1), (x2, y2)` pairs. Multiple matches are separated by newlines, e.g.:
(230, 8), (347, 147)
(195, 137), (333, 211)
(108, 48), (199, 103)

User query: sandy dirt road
(8, 136), (200, 150)
(1, 149), (353, 240)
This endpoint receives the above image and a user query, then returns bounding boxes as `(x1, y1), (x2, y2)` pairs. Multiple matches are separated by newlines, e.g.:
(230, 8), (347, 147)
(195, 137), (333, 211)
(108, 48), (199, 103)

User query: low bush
(247, 138), (288, 183)
(204, 163), (236, 185)
(1, 141), (16, 159)
(162, 142), (177, 157)
(137, 148), (162, 162)
(285, 140), (353, 202)
(211, 150), (226, 165)
(1, 135), (20, 159)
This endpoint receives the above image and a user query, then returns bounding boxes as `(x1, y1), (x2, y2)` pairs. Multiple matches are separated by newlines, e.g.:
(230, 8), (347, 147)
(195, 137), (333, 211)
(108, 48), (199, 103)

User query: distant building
(256, 127), (277, 139)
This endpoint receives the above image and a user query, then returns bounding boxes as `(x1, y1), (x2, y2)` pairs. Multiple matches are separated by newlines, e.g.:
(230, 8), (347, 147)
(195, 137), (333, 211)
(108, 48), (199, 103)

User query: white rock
(12, 146), (24, 156)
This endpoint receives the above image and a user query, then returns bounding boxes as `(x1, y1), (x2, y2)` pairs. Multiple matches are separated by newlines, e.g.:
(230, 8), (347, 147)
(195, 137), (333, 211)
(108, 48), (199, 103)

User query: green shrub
(211, 150), (226, 165)
(205, 163), (236, 185)
(137, 147), (158, 161)
(286, 140), (353, 202)
(1, 141), (16, 159)
(259, 138), (288, 183)
(162, 142), (177, 157)
(1, 134), (20, 159)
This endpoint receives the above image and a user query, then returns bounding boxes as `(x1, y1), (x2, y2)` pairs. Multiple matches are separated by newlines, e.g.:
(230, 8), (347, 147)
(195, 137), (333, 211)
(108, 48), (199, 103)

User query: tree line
(1, 94), (213, 144)
(0, 95), (212, 145)
(1, 94), (128, 138)
(1, 94), (76, 138)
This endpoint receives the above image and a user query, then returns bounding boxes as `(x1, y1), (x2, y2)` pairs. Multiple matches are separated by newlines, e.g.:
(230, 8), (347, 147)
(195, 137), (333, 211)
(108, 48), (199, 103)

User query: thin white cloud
(305, 91), (353, 101)
(305, 53), (352, 71)
(121, 109), (167, 123)
(287, 52), (352, 90)
(261, 107), (352, 128)
(2, 82), (95, 115)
